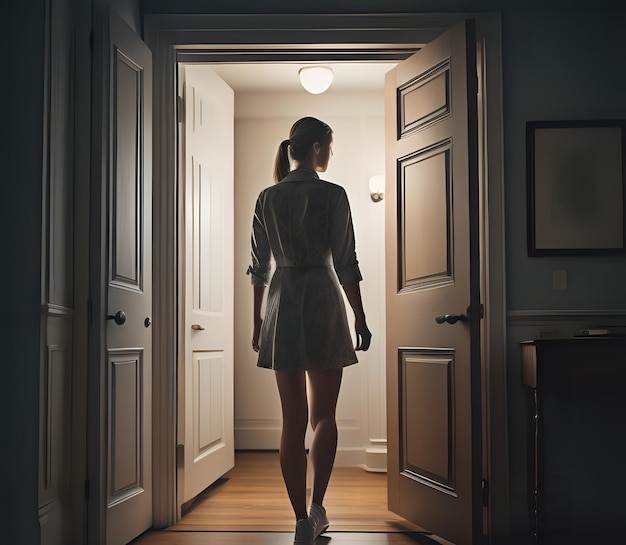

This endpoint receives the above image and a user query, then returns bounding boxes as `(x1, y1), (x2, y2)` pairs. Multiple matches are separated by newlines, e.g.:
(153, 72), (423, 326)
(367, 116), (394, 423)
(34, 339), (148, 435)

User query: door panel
(92, 9), (153, 545)
(194, 352), (225, 450)
(112, 52), (141, 284)
(38, 0), (75, 542)
(401, 349), (455, 491)
(108, 351), (143, 496)
(178, 64), (235, 505)
(385, 19), (482, 545)
(400, 143), (452, 287)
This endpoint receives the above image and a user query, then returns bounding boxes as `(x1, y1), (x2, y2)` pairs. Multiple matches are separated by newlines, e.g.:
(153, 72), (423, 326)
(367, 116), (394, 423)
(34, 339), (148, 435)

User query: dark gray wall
(501, 7), (626, 534)
(97, 0), (141, 32)
(503, 8), (626, 310)
(1, 1), (46, 543)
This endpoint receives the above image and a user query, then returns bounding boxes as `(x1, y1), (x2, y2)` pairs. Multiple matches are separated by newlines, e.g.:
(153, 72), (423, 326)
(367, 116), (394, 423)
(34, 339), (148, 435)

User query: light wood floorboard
(132, 531), (453, 545)
(170, 451), (424, 533)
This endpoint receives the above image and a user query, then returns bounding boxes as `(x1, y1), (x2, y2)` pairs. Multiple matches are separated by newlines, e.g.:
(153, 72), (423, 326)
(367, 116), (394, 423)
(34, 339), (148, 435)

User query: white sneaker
(294, 518), (313, 545)
(308, 503), (329, 539)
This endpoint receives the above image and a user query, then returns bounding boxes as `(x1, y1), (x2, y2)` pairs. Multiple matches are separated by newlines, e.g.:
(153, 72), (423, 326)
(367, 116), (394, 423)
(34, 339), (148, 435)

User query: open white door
(385, 19), (483, 545)
(177, 64), (235, 505)
(90, 9), (153, 545)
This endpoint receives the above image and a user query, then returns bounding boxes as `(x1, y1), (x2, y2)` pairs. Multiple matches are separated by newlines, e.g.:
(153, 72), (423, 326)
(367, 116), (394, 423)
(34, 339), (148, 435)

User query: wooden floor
(132, 451), (448, 545)
(132, 531), (453, 545)
(171, 451), (424, 532)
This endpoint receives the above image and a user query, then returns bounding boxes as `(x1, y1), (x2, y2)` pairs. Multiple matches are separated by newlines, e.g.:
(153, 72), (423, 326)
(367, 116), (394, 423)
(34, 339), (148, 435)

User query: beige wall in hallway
(232, 90), (387, 467)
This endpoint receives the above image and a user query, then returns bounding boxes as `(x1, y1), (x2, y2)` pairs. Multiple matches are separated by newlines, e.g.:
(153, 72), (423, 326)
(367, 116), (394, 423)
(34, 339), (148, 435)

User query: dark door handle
(435, 313), (469, 325)
(107, 310), (127, 325)
(435, 304), (483, 325)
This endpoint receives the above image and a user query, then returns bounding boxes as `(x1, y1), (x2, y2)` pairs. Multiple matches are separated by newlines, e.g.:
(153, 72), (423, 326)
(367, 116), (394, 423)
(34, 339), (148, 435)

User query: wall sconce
(298, 66), (334, 94)
(369, 175), (385, 202)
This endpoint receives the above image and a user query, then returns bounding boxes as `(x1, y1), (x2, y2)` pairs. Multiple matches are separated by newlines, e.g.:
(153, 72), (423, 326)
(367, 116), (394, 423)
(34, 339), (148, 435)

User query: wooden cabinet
(521, 337), (626, 544)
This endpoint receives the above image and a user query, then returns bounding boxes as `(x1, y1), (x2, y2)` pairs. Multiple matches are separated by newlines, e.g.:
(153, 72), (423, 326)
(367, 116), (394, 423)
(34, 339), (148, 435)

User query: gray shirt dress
(248, 168), (363, 371)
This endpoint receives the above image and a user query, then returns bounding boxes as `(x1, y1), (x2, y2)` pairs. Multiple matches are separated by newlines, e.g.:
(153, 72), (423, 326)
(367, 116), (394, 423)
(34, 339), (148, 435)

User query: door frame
(144, 11), (508, 536)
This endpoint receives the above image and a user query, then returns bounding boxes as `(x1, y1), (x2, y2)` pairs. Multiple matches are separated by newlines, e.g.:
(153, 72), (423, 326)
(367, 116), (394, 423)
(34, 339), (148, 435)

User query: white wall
(232, 90), (388, 468)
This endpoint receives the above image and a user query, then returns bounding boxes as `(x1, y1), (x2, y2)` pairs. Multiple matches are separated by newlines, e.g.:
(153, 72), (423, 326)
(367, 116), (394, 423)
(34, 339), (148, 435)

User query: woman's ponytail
(273, 139), (291, 183)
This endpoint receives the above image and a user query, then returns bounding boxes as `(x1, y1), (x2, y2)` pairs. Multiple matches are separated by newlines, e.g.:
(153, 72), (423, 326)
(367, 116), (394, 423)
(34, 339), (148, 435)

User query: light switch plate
(552, 269), (567, 290)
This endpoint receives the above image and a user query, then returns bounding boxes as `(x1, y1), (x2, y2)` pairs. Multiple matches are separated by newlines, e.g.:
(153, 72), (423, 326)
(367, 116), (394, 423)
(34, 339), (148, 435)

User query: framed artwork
(526, 119), (626, 256)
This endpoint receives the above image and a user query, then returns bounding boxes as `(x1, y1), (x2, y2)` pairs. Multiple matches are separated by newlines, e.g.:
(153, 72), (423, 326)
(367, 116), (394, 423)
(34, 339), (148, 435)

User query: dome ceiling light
(298, 66), (334, 94)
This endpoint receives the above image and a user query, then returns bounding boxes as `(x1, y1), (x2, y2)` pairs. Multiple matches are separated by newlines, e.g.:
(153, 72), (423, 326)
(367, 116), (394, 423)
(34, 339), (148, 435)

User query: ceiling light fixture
(298, 66), (334, 94)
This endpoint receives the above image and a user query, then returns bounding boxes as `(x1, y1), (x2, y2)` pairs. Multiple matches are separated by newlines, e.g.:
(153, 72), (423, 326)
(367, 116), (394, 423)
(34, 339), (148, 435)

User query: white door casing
(90, 9), (153, 545)
(385, 19), (483, 545)
(177, 64), (235, 506)
(144, 13), (505, 533)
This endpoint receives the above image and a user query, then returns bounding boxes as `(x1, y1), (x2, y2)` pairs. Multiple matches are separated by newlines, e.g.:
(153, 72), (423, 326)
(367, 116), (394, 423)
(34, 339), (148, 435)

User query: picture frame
(526, 119), (626, 256)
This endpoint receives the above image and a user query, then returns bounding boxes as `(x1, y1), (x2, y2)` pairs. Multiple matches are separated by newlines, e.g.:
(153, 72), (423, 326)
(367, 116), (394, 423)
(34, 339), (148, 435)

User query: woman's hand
(252, 317), (262, 352)
(341, 282), (371, 351)
(354, 317), (372, 351)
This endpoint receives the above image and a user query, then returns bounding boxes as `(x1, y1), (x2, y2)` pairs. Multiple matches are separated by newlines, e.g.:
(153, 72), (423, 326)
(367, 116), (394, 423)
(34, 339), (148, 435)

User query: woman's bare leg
(275, 370), (309, 521)
(306, 368), (343, 506)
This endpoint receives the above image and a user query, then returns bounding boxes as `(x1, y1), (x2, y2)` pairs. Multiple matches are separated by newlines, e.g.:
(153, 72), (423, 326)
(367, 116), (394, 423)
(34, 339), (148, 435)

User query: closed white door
(91, 9), (153, 545)
(385, 19), (483, 545)
(178, 64), (235, 504)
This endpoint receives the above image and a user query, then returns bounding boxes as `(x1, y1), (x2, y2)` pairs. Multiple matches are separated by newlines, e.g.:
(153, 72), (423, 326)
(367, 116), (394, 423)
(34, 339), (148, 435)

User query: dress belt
(275, 264), (330, 269)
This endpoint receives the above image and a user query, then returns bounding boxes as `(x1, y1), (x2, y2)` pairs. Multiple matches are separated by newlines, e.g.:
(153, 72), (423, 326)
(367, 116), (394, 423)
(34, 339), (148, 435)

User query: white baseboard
(334, 447), (365, 467)
(364, 446), (388, 472)
(235, 426), (388, 471)
(334, 445), (387, 471)
(235, 427), (281, 450)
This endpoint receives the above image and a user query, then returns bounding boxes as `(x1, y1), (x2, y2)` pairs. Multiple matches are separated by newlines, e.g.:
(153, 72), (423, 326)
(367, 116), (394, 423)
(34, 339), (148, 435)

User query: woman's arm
(329, 188), (371, 350)
(252, 285), (266, 352)
(249, 192), (270, 352)
(342, 282), (372, 351)
(329, 188), (362, 286)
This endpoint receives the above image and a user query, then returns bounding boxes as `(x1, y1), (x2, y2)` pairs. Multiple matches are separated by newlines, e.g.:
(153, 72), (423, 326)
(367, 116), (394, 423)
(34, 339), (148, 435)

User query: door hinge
(177, 96), (183, 122)
(468, 303), (484, 320)
(176, 444), (184, 467)
(482, 478), (489, 507)
(84, 479), (90, 500)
